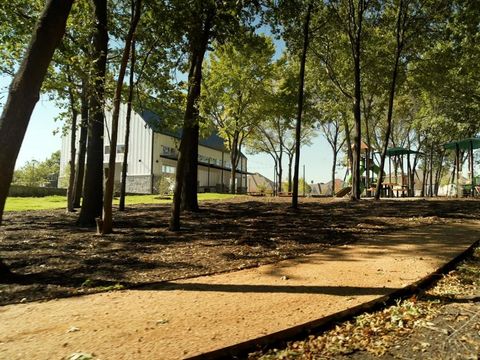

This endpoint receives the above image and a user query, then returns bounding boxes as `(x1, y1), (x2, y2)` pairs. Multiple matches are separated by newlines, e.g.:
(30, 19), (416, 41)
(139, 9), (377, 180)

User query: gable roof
(138, 109), (227, 152)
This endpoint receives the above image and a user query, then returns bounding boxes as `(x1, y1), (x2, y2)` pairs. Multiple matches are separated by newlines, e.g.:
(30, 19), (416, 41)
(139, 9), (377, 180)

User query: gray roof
(138, 109), (227, 152)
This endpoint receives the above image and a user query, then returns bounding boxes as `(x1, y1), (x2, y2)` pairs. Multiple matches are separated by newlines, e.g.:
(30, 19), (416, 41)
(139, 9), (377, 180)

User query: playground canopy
(442, 137), (480, 197)
(386, 147), (422, 156)
(443, 138), (480, 151)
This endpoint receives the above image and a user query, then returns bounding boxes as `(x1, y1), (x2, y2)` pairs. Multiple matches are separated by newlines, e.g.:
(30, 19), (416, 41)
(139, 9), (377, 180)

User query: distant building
(247, 172), (274, 194)
(59, 104), (248, 194)
(311, 179), (345, 196)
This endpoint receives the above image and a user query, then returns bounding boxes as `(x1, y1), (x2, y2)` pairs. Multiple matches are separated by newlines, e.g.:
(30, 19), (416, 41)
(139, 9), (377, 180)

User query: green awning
(386, 147), (421, 156)
(443, 138), (480, 151)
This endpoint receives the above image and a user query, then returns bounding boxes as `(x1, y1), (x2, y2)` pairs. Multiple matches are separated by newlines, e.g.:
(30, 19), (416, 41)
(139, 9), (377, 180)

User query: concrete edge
(186, 239), (480, 360)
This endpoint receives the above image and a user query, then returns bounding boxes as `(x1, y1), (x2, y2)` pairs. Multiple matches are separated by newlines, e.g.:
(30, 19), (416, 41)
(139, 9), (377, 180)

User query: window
(162, 165), (175, 174)
(161, 145), (177, 157)
(104, 145), (125, 154)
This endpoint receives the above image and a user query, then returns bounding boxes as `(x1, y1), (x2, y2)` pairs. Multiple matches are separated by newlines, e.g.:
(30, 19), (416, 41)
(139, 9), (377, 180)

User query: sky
(0, 28), (347, 185)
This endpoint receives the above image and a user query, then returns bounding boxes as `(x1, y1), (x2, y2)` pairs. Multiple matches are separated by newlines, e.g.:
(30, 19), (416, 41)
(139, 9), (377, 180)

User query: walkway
(0, 221), (479, 359)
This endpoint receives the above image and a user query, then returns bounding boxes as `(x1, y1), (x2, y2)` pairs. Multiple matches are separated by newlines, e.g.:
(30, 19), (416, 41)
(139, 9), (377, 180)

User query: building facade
(59, 104), (248, 194)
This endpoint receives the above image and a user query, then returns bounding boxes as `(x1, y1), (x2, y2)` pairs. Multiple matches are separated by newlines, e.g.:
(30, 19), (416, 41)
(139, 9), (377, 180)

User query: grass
(4, 193), (239, 212)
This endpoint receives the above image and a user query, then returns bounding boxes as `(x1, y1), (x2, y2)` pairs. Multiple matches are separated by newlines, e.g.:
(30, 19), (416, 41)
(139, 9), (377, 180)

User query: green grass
(4, 193), (238, 212)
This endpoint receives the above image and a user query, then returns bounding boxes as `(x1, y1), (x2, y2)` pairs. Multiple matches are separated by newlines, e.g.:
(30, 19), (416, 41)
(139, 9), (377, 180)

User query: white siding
(104, 104), (152, 176)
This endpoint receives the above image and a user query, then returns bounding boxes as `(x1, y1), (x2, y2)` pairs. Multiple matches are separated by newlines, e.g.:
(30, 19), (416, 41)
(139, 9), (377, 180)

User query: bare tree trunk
(66, 82), (78, 212)
(170, 12), (212, 230)
(428, 145), (433, 197)
(331, 150), (337, 196)
(119, 39), (136, 212)
(229, 132), (239, 194)
(343, 119), (353, 174)
(375, 0), (405, 200)
(292, 1), (312, 209)
(73, 81), (89, 208)
(77, 0), (108, 227)
(0, 0), (73, 226)
(420, 155), (427, 197)
(101, 0), (142, 234)
(287, 152), (293, 192)
(0, 0), (73, 279)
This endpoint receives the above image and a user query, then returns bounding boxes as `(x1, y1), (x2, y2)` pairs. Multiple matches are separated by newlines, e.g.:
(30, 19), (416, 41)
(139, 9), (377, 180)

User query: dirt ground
(0, 198), (480, 359)
(1, 197), (480, 307)
(252, 247), (480, 360)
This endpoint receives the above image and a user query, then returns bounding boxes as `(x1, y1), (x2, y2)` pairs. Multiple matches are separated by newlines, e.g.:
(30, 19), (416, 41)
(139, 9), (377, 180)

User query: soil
(1, 197), (480, 360)
(1, 197), (480, 307)
(250, 246), (480, 360)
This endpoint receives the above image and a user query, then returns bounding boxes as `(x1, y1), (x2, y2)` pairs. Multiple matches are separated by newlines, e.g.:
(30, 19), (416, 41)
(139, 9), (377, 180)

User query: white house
(59, 104), (248, 194)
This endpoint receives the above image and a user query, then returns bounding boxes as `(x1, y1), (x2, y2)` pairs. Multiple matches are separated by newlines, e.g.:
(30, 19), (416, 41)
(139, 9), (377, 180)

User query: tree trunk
(170, 14), (212, 230)
(77, 0), (108, 227)
(119, 39), (136, 211)
(292, 1), (312, 209)
(429, 146), (434, 197)
(101, 0), (142, 234)
(66, 81), (77, 212)
(229, 131), (239, 194)
(421, 155), (427, 197)
(343, 118), (353, 176)
(73, 81), (89, 208)
(287, 153), (293, 193)
(331, 150), (337, 196)
(0, 0), (73, 227)
(350, 4), (364, 201)
(0, 0), (72, 280)
(375, 0), (405, 200)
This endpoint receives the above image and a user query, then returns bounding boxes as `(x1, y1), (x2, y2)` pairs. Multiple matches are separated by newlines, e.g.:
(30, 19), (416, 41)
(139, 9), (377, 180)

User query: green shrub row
(8, 185), (67, 197)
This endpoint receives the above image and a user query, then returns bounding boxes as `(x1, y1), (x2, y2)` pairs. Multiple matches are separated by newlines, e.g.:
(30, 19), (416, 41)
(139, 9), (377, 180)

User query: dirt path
(0, 221), (479, 360)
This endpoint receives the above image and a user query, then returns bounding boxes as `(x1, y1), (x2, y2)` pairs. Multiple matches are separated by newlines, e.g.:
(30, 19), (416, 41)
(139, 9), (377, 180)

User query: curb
(186, 239), (480, 360)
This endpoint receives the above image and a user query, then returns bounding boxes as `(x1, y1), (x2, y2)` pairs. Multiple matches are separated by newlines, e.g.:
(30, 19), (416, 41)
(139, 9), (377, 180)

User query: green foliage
(8, 185), (66, 198)
(12, 151), (60, 187)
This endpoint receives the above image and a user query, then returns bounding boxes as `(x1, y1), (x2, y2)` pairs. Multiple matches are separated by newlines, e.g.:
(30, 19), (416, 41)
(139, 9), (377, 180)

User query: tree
(0, 0), (73, 278)
(202, 33), (275, 194)
(13, 151), (60, 187)
(77, 0), (108, 227)
(119, 39), (136, 212)
(101, 0), (142, 234)
(169, 0), (258, 230)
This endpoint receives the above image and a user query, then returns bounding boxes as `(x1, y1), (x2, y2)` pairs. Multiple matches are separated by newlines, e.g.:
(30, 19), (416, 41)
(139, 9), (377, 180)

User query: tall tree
(291, 1), (313, 208)
(101, 0), (142, 234)
(119, 39), (136, 212)
(0, 0), (73, 277)
(170, 0), (258, 230)
(202, 33), (275, 194)
(77, 0), (108, 227)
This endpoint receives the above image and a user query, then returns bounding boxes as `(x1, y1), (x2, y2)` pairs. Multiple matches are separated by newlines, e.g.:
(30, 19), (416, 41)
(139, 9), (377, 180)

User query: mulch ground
(1, 197), (480, 307)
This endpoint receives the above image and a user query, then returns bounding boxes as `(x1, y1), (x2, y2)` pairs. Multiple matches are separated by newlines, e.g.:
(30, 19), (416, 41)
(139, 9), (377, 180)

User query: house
(59, 104), (248, 194)
(246, 172), (274, 194)
(311, 179), (345, 196)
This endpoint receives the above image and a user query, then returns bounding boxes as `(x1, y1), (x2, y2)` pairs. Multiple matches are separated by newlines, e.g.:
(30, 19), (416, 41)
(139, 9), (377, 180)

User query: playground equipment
(337, 144), (423, 198)
(337, 142), (383, 197)
(443, 137), (480, 197)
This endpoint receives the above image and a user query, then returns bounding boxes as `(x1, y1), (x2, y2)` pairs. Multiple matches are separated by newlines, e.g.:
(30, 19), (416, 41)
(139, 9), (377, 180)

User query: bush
(8, 185), (67, 197)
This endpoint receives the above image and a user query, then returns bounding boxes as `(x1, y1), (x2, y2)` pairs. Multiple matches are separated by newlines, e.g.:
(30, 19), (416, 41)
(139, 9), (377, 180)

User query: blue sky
(0, 29), (346, 184)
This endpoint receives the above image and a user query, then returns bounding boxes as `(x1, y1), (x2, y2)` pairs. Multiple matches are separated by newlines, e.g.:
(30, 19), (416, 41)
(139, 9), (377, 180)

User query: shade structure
(443, 138), (480, 151)
(443, 137), (480, 198)
(385, 147), (421, 157)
